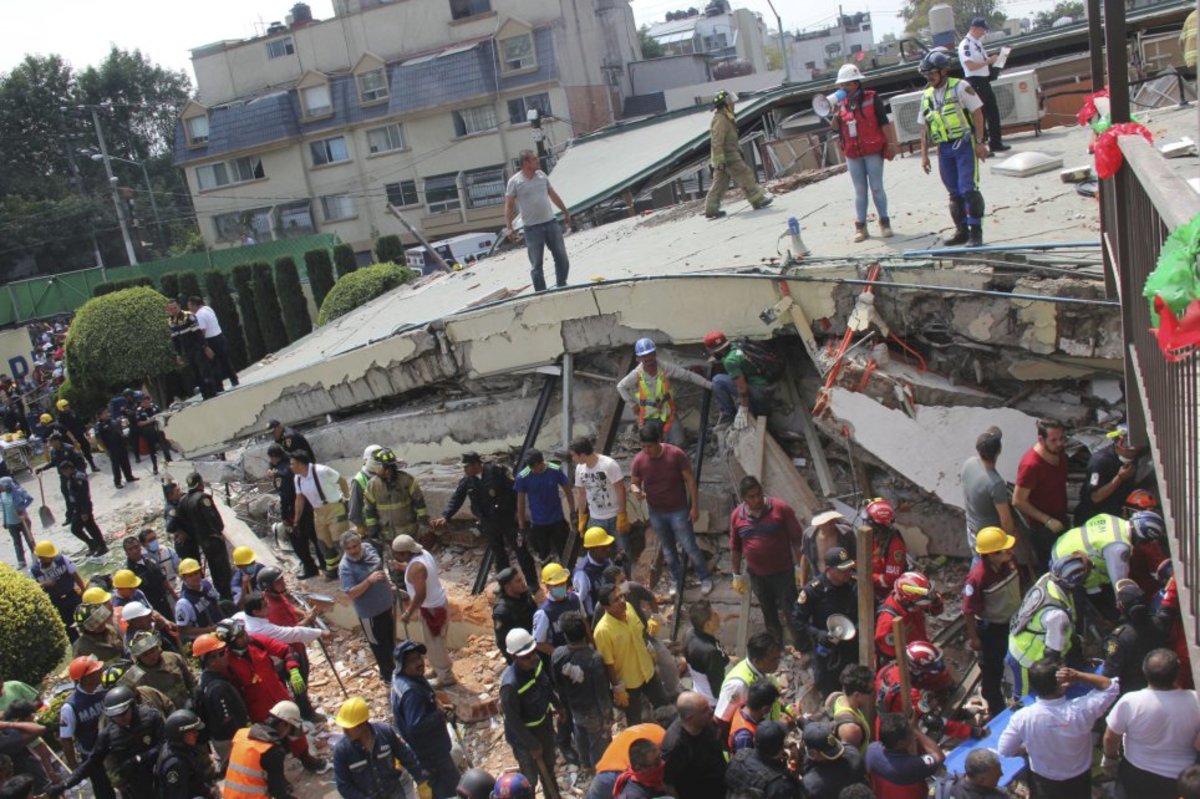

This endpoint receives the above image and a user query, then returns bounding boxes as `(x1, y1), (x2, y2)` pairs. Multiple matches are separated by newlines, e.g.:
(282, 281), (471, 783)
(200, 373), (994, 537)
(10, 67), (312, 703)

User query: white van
(405, 232), (497, 274)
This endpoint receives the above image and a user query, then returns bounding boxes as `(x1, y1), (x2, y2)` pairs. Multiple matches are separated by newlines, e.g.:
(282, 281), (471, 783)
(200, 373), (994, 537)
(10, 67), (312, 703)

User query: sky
(0, 0), (1062, 85)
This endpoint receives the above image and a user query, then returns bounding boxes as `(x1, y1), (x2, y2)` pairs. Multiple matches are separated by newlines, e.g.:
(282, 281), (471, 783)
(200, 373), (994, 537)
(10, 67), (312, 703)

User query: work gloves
(616, 512), (630, 535)
(289, 667), (306, 695)
(732, 406), (749, 431)
(577, 513), (589, 535)
(732, 573), (748, 595)
(612, 684), (630, 707)
(561, 663), (585, 685)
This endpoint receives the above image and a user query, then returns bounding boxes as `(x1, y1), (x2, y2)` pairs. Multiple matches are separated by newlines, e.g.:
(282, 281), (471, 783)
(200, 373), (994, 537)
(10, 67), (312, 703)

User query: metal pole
(89, 106), (138, 265)
(137, 159), (166, 253)
(561, 352), (573, 454)
(386, 204), (451, 272)
(765, 0), (793, 84)
(1085, 0), (1105, 94)
(1102, 0), (1130, 123)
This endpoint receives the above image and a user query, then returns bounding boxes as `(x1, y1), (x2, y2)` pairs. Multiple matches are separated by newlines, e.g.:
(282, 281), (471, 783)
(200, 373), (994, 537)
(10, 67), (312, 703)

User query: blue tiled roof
(176, 28), (558, 165)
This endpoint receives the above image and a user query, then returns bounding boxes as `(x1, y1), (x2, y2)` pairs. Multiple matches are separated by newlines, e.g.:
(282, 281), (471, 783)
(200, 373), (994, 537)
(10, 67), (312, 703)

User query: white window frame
(357, 68), (389, 103)
(499, 32), (536, 73)
(506, 92), (552, 124)
(463, 165), (506, 209)
(320, 194), (356, 221)
(213, 207), (272, 242)
(310, 135), (350, 167)
(452, 104), (498, 137)
(266, 37), (295, 59)
(302, 84), (333, 118)
(276, 201), (315, 237)
(385, 180), (420, 207)
(228, 156), (264, 183)
(424, 173), (462, 214)
(366, 123), (405, 154)
(186, 115), (209, 145)
(195, 162), (229, 191)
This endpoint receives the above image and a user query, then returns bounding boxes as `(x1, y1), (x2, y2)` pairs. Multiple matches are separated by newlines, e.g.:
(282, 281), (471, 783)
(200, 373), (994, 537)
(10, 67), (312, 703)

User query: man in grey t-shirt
(960, 426), (1017, 554)
(505, 149), (572, 291)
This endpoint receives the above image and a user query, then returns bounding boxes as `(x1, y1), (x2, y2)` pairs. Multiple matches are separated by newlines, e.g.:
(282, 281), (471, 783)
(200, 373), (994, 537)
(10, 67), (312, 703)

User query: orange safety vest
(637, 369), (676, 432)
(728, 706), (760, 751)
(223, 728), (273, 798)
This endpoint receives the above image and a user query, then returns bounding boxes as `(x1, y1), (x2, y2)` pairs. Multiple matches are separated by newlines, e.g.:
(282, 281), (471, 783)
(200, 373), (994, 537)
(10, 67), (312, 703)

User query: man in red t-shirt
(729, 475), (805, 647)
(1013, 419), (1069, 569)
(631, 421), (711, 595)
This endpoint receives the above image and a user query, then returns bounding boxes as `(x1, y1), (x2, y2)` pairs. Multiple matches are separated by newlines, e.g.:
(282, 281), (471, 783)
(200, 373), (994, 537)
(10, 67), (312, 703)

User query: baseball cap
(970, 16), (989, 29)
(825, 547), (855, 571)
(803, 722), (845, 759)
(811, 510), (844, 527)
(461, 451), (482, 465)
(393, 640), (427, 662)
(1115, 579), (1144, 606)
(496, 567), (521, 588)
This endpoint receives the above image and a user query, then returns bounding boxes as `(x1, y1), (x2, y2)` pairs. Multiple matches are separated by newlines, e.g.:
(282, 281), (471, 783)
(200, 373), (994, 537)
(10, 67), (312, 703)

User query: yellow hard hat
(582, 527), (615, 549)
(334, 696), (371, 728)
(82, 586), (112, 605)
(112, 569), (142, 589)
(975, 526), (1016, 555)
(34, 541), (58, 559)
(541, 562), (570, 586)
(178, 558), (202, 575)
(39, 413), (52, 424)
(232, 547), (256, 567)
(56, 399), (69, 411)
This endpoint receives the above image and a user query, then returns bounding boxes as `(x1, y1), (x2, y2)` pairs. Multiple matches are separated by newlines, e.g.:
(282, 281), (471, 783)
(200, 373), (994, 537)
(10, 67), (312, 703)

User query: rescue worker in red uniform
(875, 571), (943, 664)
(876, 642), (985, 741)
(1154, 559), (1194, 688)
(1123, 490), (1167, 596)
(864, 498), (907, 604)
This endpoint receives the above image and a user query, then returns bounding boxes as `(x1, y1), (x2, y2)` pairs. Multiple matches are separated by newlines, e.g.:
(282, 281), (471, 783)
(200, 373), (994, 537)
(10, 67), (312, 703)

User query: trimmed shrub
(55, 375), (110, 420)
(274, 256), (312, 342)
(231, 265), (266, 362)
(250, 261), (288, 353)
(92, 277), (154, 298)
(375, 234), (405, 265)
(64, 286), (177, 396)
(179, 272), (203, 303)
(204, 270), (249, 370)
(333, 243), (358, 278)
(304, 249), (336, 310)
(0, 564), (70, 686)
(159, 272), (182, 302)
(318, 262), (414, 326)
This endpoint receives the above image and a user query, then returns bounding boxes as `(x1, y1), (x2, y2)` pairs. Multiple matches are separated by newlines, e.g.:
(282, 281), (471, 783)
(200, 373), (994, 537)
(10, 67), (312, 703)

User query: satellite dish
(812, 93), (836, 119)
(827, 613), (857, 642)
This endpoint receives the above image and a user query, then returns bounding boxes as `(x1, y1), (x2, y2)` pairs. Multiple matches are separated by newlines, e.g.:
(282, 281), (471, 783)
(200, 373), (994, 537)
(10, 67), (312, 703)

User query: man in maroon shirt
(729, 475), (805, 647)
(1013, 419), (1069, 570)
(631, 421), (712, 596)
(963, 527), (1021, 717)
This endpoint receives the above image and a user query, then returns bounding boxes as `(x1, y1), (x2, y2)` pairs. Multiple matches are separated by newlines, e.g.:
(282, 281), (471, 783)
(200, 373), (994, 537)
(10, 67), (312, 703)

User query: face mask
(633, 762), (666, 790)
(550, 585), (568, 600)
(1118, 454), (1134, 464)
(146, 540), (160, 553)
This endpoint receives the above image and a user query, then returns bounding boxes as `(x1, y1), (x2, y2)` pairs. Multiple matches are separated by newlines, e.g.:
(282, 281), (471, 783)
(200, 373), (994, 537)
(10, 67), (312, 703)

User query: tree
(333, 244), (358, 278)
(231, 265), (266, 362)
(0, 565), (69, 687)
(318, 263), (415, 326)
(159, 272), (182, 301)
(274, 256), (312, 342)
(178, 272), (202, 302)
(638, 26), (666, 59)
(92, 277), (153, 297)
(899, 0), (1004, 35)
(765, 47), (784, 72)
(374, 234), (405, 265)
(64, 286), (177, 397)
(1033, 0), (1083, 28)
(250, 262), (288, 353)
(304, 248), (336, 309)
(204, 270), (248, 370)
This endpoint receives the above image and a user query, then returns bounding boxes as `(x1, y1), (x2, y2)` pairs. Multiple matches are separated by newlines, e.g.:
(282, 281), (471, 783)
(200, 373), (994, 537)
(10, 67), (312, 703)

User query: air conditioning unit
(888, 69), (1043, 145)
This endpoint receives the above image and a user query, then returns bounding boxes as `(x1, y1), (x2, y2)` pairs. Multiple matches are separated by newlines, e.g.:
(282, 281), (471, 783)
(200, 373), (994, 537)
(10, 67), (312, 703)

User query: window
(850, 43), (863, 54)
(499, 33), (535, 72)
(213, 208), (272, 242)
(507, 92), (552, 124)
(320, 194), (356, 221)
(196, 163), (228, 191)
(358, 68), (389, 103)
(452, 104), (497, 137)
(302, 84), (333, 117)
(276, 202), (315, 237)
(310, 136), (350, 166)
(464, 165), (506, 209)
(186, 115), (209, 144)
(385, 180), (419, 207)
(702, 32), (729, 52)
(424, 173), (461, 213)
(449, 0), (490, 20)
(196, 156), (265, 190)
(229, 156), (265, 182)
(266, 37), (295, 59)
(805, 60), (817, 70)
(366, 123), (405, 154)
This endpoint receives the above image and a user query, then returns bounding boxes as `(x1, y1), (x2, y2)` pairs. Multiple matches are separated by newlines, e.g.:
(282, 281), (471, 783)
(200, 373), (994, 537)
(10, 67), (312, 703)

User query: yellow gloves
(732, 573), (748, 595)
(417, 783), (433, 799)
(616, 512), (630, 534)
(577, 513), (589, 534)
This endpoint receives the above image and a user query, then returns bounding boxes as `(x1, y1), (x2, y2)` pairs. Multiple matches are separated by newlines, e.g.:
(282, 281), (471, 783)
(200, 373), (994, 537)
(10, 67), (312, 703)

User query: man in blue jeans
(515, 449), (576, 562)
(505, 149), (572, 291)
(630, 421), (712, 596)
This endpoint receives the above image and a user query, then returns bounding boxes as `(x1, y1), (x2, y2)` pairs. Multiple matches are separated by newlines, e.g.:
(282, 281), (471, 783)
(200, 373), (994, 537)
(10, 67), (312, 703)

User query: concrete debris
(766, 163), (847, 194)
(990, 151), (1065, 177)
(1159, 136), (1198, 159)
(1059, 164), (1094, 183)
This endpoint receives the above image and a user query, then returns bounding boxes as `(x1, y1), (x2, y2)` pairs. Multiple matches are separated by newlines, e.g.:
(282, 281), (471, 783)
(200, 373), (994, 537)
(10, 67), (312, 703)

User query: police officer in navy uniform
(32, 541), (86, 641)
(493, 567), (538, 664)
(154, 710), (220, 799)
(170, 473), (234, 602)
(268, 419), (315, 463)
(792, 547), (859, 696)
(1102, 580), (1166, 694)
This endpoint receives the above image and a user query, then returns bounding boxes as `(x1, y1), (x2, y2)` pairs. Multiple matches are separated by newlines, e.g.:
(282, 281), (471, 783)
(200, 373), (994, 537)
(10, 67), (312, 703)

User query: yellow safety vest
(722, 660), (784, 721)
(1051, 514), (1130, 590)
(637, 369), (676, 432)
(831, 693), (871, 755)
(922, 78), (972, 144)
(1008, 574), (1074, 668)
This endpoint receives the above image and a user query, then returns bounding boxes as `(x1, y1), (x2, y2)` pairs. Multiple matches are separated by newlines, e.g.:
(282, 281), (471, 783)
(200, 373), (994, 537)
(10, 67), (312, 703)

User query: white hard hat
(837, 64), (865, 84)
(363, 444), (384, 473)
(120, 601), (151, 621)
(505, 628), (537, 657)
(269, 700), (303, 726)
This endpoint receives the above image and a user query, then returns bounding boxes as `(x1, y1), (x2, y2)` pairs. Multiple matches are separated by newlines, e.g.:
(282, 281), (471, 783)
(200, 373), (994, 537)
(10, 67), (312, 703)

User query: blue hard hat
(492, 772), (533, 799)
(634, 338), (656, 357)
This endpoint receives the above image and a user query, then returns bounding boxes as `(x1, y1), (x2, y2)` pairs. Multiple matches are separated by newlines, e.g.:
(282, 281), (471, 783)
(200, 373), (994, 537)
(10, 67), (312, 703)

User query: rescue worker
(72, 586), (125, 662)
(346, 444), (383, 534)
(268, 419), (315, 463)
(728, 679), (780, 753)
(99, 661), (175, 720)
(154, 709), (220, 799)
(133, 395), (173, 474)
(493, 567), (538, 663)
(31, 540), (85, 642)
(39, 433), (87, 524)
(803, 720), (868, 799)
(1006, 551), (1090, 696)
(290, 451), (350, 579)
(267, 444), (320, 579)
(50, 684), (164, 799)
(457, 769), (497, 799)
(169, 473), (233, 602)
(94, 407), (135, 489)
(876, 642), (983, 740)
(166, 298), (217, 400)
(191, 633), (247, 770)
(224, 700), (315, 799)
(173, 558), (225, 642)
(60, 655), (115, 799)
(515, 449), (576, 562)
(963, 526), (1021, 716)
(332, 696), (430, 799)
(363, 447), (429, 551)
(1075, 424), (1151, 521)
(703, 331), (776, 427)
(918, 48), (989, 247)
(533, 562), (589, 653)
(703, 89), (773, 219)
(499, 628), (560, 795)
(829, 63), (894, 241)
(122, 631), (196, 713)
(139, 528), (179, 589)
(792, 547), (858, 696)
(60, 460), (108, 556)
(391, 640), (461, 798)
(434, 451), (537, 586)
(120, 601), (179, 656)
(122, 534), (176, 618)
(55, 399), (99, 471)
(1102, 579), (1166, 694)
(391, 535), (456, 686)
(863, 497), (906, 604)
(714, 632), (790, 733)
(230, 547), (264, 609)
(826, 664), (875, 756)
(615, 338), (713, 446)
(573, 527), (617, 617)
(724, 720), (800, 799)
(875, 570), (943, 663)
(1050, 510), (1166, 620)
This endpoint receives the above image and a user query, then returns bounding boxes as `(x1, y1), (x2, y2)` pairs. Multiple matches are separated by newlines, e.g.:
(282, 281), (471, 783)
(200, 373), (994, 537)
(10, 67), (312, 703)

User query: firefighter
(703, 89), (773, 219)
(346, 444), (383, 534)
(72, 586), (125, 662)
(874, 571), (943, 664)
(876, 642), (984, 740)
(863, 498), (906, 604)
(363, 447), (429, 551)
(122, 631), (196, 712)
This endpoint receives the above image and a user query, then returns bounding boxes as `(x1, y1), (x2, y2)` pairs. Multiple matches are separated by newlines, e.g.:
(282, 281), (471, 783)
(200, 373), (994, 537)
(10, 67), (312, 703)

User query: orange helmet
(69, 654), (104, 682)
(703, 330), (729, 353)
(865, 498), (895, 527)
(1124, 489), (1158, 513)
(191, 633), (226, 659)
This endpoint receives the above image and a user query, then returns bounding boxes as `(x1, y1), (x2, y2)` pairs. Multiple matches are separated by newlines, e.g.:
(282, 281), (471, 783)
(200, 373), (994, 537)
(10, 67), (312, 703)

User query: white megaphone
(827, 613), (857, 642)
(812, 93), (839, 119)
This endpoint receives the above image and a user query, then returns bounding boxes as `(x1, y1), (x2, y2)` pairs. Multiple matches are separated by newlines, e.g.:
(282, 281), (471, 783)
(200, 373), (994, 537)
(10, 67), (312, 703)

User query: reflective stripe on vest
(837, 91), (888, 159)
(517, 660), (548, 727)
(637, 369), (676, 432)
(1052, 514), (1129, 588)
(223, 728), (273, 798)
(922, 78), (971, 144)
(1008, 576), (1073, 667)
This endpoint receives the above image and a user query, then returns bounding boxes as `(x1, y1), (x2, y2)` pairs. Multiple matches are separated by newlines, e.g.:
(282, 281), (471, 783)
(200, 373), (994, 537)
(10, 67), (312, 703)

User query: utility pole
(88, 106), (138, 265)
(839, 5), (849, 66)
(765, 0), (793, 83)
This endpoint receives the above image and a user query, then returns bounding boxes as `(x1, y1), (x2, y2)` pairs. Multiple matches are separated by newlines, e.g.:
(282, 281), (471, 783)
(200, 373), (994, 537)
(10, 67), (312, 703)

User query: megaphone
(812, 93), (837, 119)
(827, 613), (857, 642)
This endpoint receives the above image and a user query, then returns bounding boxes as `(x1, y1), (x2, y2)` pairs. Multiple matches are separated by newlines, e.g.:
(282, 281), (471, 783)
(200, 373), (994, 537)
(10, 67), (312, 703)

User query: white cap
(392, 534), (423, 555)
(120, 601), (151, 621)
(811, 510), (845, 527)
(269, 700), (303, 726)
(505, 628), (537, 657)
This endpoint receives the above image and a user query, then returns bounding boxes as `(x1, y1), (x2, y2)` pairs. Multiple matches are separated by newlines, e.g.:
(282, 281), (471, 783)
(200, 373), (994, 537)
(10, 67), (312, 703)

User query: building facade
(782, 11), (874, 81)
(645, 2), (770, 75)
(175, 0), (638, 256)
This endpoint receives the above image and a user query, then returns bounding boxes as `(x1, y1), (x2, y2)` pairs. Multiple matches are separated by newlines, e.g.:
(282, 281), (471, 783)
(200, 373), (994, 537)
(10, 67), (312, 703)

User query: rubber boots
(944, 202), (969, 246)
(967, 224), (984, 247)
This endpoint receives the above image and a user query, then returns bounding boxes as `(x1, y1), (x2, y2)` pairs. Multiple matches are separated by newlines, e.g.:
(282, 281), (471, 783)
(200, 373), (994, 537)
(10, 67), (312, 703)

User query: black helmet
(919, 49), (952, 75)
(101, 659), (132, 689)
(214, 618), (246, 644)
(712, 89), (733, 109)
(164, 709), (205, 743)
(372, 448), (398, 467)
(256, 566), (284, 592)
(103, 685), (137, 717)
(456, 768), (496, 799)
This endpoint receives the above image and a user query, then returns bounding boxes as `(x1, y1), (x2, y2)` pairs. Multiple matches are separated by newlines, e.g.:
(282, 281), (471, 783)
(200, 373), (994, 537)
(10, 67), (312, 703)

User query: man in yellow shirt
(593, 583), (669, 724)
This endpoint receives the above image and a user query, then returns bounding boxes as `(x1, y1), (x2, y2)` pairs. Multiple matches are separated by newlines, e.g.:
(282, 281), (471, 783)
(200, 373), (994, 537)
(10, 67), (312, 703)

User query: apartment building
(175, 0), (638, 256)
(645, 1), (770, 75)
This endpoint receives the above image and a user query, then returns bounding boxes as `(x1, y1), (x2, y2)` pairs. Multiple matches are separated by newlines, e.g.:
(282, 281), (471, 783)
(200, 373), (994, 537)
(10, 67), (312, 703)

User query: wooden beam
(857, 526), (875, 670)
(894, 616), (912, 718)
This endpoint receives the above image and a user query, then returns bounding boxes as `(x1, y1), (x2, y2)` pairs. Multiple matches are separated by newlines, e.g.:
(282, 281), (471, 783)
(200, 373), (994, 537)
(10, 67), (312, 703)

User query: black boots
(944, 202), (969, 246)
(967, 224), (983, 247)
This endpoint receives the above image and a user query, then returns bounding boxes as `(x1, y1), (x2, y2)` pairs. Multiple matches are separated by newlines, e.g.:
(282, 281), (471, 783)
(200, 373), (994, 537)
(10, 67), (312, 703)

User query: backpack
(735, 339), (785, 381)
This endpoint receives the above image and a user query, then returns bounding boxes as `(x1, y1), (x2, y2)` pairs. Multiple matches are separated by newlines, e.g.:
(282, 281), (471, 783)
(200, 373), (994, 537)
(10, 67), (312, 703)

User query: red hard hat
(1124, 489), (1158, 512)
(69, 655), (104, 682)
(703, 330), (729, 352)
(865, 498), (895, 526)
(905, 641), (944, 676)
(893, 571), (932, 606)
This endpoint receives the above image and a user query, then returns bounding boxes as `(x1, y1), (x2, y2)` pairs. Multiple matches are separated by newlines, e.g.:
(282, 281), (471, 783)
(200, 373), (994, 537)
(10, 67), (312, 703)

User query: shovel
(35, 471), (54, 528)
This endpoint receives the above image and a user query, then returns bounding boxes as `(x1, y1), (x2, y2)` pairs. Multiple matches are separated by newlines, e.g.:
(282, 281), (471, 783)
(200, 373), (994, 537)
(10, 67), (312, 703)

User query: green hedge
(159, 272), (182, 302)
(179, 272), (203, 303)
(64, 286), (177, 397)
(250, 262), (288, 353)
(375, 234), (405, 265)
(304, 248), (336, 310)
(231, 265), (266, 362)
(0, 565), (68, 688)
(333, 243), (358, 278)
(274, 256), (312, 342)
(204, 270), (248, 371)
(317, 263), (414, 326)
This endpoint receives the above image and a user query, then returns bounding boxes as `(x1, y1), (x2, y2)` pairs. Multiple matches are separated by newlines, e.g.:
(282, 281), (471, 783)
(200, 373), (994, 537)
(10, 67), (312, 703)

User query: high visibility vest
(837, 90), (888, 159)
(922, 78), (972, 144)
(1051, 514), (1130, 590)
(513, 660), (551, 727)
(223, 728), (274, 798)
(637, 369), (676, 432)
(1008, 574), (1074, 668)
(722, 660), (784, 721)
(728, 706), (759, 751)
(831, 693), (870, 755)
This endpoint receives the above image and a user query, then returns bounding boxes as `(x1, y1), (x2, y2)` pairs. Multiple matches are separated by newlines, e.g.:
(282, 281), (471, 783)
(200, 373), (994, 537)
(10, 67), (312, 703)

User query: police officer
(1102, 580), (1166, 694)
(1050, 511), (1166, 621)
(51, 685), (164, 799)
(499, 628), (560, 794)
(166, 298), (217, 400)
(364, 447), (429, 551)
(94, 407), (136, 489)
(267, 444), (320, 580)
(1006, 552), (1089, 697)
(60, 460), (107, 556)
(31, 540), (86, 642)
(792, 547), (858, 696)
(56, 399), (99, 471)
(493, 567), (538, 663)
(268, 419), (315, 463)
(162, 479), (198, 562)
(155, 710), (219, 799)
(173, 558), (225, 642)
(39, 433), (86, 519)
(169, 473), (233, 602)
